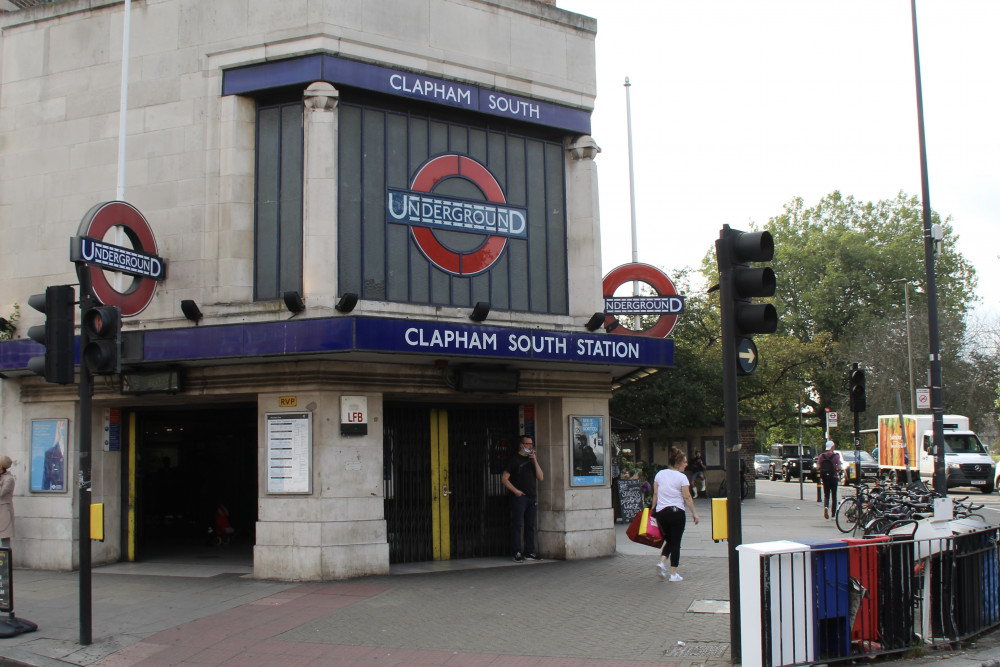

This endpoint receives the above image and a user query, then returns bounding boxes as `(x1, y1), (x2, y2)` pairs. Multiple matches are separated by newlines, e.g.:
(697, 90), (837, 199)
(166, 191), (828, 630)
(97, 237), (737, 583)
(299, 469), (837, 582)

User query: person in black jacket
(817, 440), (842, 519)
(502, 436), (544, 562)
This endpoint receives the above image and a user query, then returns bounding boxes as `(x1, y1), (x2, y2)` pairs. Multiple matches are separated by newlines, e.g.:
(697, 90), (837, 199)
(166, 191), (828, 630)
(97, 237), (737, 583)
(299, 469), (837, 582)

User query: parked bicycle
(717, 473), (749, 500)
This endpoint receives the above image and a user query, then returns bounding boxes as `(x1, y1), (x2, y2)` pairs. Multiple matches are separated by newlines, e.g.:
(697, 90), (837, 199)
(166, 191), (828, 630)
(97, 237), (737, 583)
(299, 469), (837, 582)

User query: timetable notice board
(266, 413), (312, 494)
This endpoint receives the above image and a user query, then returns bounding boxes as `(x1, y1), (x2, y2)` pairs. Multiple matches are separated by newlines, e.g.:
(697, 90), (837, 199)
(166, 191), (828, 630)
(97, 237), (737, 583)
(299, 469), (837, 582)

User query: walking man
(817, 439), (841, 519)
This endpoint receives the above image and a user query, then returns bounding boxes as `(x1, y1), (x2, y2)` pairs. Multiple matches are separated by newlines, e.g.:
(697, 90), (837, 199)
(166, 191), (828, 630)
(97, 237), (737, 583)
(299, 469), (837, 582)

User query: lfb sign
(341, 396), (368, 436)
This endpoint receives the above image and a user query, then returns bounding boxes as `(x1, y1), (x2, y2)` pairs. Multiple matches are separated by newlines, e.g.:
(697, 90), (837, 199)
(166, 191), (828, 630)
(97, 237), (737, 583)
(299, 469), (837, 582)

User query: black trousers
(821, 473), (839, 509)
(653, 506), (687, 567)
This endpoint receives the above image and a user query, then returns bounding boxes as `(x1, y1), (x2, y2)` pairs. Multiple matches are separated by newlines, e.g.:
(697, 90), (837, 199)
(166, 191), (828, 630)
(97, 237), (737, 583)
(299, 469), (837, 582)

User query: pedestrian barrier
(737, 520), (1000, 666)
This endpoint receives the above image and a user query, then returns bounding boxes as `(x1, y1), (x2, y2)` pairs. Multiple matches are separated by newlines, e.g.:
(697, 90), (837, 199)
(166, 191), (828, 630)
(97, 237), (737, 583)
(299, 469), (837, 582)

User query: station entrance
(132, 405), (258, 562)
(383, 403), (521, 564)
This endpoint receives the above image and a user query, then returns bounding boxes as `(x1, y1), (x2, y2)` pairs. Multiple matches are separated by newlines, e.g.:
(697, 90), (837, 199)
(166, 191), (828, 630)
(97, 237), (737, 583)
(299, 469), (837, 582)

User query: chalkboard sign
(616, 479), (644, 522)
(0, 548), (11, 613)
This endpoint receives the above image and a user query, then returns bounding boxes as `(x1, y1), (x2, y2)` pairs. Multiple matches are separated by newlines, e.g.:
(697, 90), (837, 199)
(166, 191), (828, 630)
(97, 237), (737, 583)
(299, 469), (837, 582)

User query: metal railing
(739, 524), (1000, 666)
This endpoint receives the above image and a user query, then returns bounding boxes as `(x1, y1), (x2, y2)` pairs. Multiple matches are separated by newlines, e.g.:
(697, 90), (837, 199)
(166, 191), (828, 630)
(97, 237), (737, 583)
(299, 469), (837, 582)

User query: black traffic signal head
(27, 285), (76, 384)
(718, 226), (778, 336)
(849, 364), (867, 413)
(82, 305), (121, 375)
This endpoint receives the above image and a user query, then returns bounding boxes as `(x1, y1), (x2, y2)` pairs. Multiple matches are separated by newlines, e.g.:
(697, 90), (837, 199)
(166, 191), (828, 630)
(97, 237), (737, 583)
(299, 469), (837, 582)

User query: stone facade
(0, 0), (651, 580)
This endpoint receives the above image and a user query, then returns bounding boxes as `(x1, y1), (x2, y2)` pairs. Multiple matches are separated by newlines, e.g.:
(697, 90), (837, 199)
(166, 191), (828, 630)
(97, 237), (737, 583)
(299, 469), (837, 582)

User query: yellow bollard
(712, 497), (728, 542)
(90, 503), (104, 542)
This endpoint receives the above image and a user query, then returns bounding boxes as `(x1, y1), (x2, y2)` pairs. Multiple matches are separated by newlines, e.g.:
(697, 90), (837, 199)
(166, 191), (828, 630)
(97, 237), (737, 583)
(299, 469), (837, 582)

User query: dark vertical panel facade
(338, 105), (363, 295)
(362, 108), (387, 299)
(338, 97), (568, 315)
(254, 101), (303, 301)
(278, 106), (304, 293)
(255, 107), (280, 298)
(544, 142), (569, 313)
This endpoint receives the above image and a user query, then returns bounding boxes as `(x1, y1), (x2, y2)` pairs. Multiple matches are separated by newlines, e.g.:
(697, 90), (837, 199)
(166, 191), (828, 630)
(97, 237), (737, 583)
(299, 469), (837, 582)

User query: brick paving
(2, 485), (999, 666)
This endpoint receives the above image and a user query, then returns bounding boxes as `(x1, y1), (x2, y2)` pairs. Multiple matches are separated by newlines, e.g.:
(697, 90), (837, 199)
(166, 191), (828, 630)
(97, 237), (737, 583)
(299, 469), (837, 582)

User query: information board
(266, 413), (312, 494)
(616, 479), (644, 522)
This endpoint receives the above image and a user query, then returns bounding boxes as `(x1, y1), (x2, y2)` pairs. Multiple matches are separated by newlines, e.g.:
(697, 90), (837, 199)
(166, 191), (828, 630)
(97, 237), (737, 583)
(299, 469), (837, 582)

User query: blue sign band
(70, 236), (166, 280)
(0, 317), (672, 371)
(354, 318), (672, 366)
(222, 53), (592, 135)
(604, 296), (685, 315)
(387, 189), (528, 239)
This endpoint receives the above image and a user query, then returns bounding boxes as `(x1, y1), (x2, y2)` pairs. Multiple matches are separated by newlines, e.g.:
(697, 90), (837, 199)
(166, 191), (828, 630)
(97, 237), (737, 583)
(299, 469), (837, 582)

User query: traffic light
(717, 224), (778, 340)
(849, 363), (866, 413)
(82, 305), (121, 375)
(27, 285), (76, 384)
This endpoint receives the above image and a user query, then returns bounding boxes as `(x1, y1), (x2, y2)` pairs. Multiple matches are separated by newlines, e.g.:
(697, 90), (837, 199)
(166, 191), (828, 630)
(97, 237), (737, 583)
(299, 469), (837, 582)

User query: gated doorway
(383, 403), (520, 563)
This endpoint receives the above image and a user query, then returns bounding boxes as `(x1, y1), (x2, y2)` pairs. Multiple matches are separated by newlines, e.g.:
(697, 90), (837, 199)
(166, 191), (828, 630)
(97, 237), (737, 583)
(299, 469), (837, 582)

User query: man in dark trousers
(502, 435), (544, 562)
(818, 439), (842, 519)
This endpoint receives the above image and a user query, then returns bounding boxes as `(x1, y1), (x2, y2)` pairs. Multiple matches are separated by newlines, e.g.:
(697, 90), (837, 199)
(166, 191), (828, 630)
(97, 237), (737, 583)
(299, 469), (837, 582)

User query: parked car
(753, 454), (770, 479)
(768, 444), (818, 482)
(835, 449), (880, 486)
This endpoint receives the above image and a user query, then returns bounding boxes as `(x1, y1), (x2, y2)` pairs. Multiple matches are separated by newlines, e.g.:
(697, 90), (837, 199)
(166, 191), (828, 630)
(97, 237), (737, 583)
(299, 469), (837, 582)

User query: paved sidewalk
(1, 485), (998, 667)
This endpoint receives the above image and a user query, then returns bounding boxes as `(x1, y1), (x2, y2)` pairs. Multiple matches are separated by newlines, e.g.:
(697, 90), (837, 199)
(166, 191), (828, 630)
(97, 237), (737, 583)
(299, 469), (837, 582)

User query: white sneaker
(657, 563), (667, 581)
(669, 573), (683, 582)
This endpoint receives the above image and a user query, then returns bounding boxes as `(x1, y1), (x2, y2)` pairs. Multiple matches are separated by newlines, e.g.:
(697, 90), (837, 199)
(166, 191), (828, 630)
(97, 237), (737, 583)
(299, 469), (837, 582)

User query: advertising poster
(570, 415), (606, 486)
(31, 419), (68, 493)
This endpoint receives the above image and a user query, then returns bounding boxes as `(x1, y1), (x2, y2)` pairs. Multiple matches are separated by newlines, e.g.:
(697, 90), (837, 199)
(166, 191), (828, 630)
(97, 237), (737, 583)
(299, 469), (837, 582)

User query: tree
(612, 191), (993, 449)
(764, 191), (979, 432)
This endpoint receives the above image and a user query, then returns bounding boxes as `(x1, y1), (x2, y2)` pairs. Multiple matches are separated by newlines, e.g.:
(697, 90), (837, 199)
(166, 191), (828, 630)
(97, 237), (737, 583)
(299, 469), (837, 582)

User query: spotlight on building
(180, 300), (203, 324)
(585, 312), (605, 331)
(469, 302), (490, 322)
(283, 291), (306, 315)
(605, 319), (619, 333)
(335, 292), (359, 313)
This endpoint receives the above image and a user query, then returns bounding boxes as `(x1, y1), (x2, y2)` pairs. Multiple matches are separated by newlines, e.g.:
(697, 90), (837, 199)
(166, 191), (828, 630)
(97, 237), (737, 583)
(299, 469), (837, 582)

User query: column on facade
(565, 135), (603, 318)
(302, 82), (340, 311)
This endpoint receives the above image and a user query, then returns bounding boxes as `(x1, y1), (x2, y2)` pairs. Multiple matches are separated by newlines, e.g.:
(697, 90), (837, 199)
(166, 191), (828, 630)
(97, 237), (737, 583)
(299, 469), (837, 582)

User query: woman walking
(652, 447), (700, 581)
(0, 455), (15, 548)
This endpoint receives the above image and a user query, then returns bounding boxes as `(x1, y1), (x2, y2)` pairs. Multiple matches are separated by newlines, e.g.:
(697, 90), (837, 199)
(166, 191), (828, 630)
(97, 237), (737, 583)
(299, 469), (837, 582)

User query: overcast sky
(559, 1), (999, 320)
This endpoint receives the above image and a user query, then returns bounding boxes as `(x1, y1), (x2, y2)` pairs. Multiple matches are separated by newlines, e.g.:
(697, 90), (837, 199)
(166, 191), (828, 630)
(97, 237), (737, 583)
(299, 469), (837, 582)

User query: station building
(0, 0), (673, 580)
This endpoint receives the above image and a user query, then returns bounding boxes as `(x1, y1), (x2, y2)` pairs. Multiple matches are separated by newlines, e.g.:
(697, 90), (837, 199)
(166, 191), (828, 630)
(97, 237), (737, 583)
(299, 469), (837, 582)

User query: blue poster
(570, 415), (606, 486)
(31, 419), (67, 493)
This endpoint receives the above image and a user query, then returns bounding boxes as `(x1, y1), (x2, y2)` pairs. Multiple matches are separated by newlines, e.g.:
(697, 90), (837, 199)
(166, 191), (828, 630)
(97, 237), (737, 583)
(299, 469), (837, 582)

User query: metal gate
(383, 403), (518, 564)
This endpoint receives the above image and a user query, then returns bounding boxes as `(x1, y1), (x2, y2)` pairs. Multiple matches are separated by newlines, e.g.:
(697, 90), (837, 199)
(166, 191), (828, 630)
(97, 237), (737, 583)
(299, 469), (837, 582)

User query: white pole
(624, 77), (638, 295)
(115, 0), (132, 292)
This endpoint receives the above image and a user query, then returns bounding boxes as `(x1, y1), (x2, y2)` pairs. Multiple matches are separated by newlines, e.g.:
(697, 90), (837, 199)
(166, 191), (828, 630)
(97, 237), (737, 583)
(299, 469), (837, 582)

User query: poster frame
(569, 415), (606, 486)
(30, 418), (68, 493)
(265, 412), (313, 495)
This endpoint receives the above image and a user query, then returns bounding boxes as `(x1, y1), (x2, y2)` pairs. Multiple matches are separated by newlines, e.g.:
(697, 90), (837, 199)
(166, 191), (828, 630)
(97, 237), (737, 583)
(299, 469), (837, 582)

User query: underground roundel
(386, 154), (527, 276)
(70, 201), (166, 318)
(602, 263), (685, 338)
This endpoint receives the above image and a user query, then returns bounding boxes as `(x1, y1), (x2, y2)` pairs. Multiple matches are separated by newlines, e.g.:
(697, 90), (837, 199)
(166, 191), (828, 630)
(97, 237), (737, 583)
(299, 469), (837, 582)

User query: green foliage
(613, 190), (995, 446)
(768, 191), (976, 342)
(0, 304), (19, 342)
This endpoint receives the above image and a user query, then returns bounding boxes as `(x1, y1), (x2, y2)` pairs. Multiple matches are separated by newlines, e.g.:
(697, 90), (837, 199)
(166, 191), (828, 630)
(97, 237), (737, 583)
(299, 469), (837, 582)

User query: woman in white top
(651, 447), (700, 581)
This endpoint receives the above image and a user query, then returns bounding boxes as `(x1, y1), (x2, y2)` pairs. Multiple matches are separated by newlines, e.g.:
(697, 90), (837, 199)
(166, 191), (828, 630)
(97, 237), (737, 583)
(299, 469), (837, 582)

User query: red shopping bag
(626, 507), (664, 548)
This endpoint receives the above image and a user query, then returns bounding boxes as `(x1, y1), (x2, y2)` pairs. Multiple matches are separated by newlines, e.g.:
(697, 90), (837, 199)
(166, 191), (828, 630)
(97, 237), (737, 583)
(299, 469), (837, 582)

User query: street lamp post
(893, 279), (916, 413)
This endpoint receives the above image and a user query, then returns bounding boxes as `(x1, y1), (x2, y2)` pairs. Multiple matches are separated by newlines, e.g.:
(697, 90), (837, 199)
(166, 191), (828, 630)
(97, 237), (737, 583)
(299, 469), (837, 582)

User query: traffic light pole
(716, 233), (743, 663)
(78, 294), (93, 646)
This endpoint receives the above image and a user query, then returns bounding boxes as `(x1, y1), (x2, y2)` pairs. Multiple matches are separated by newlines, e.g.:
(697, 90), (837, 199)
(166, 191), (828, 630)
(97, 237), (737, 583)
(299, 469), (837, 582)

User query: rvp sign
(340, 396), (368, 436)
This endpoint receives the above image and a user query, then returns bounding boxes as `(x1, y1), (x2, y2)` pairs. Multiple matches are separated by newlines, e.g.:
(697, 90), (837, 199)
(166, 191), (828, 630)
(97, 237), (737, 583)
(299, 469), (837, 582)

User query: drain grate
(663, 642), (729, 658)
